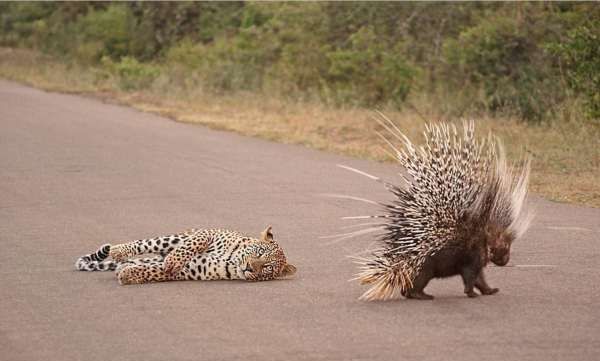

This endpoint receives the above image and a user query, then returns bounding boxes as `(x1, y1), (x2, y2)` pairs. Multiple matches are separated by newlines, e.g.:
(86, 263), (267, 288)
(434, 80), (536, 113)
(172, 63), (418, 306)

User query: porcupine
(331, 114), (532, 301)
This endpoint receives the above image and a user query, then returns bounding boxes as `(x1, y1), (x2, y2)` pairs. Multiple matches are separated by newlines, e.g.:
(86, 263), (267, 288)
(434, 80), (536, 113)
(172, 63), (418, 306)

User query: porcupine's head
(487, 229), (513, 266)
(470, 142), (533, 267)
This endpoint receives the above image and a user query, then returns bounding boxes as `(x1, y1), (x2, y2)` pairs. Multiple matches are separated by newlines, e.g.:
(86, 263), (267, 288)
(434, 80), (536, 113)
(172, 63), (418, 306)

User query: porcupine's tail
(75, 244), (118, 271)
(352, 253), (418, 301)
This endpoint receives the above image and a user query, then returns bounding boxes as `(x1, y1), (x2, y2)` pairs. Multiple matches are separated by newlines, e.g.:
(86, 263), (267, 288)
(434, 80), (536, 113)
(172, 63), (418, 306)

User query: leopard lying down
(75, 226), (296, 285)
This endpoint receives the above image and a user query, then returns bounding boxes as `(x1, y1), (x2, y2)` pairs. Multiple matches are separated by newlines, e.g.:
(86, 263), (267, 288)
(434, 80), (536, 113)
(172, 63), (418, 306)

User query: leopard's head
(242, 226), (297, 281)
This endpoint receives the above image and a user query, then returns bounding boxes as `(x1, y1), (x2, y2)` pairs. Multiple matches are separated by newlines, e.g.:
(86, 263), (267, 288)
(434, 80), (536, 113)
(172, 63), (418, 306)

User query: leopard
(75, 226), (296, 285)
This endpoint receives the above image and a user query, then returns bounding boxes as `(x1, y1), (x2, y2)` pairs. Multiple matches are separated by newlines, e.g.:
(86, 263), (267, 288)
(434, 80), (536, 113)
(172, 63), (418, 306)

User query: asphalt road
(1, 80), (599, 361)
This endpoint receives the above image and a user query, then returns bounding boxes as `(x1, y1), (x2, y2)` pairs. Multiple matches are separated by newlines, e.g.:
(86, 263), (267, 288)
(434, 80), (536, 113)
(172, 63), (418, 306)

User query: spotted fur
(76, 226), (296, 285)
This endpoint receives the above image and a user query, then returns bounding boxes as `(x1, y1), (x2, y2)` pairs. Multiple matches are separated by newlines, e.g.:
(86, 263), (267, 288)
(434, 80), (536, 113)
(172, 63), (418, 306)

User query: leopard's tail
(75, 244), (118, 271)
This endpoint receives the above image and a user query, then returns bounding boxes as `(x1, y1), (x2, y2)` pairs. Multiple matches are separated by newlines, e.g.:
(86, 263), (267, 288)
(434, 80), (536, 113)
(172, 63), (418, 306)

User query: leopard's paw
(117, 266), (144, 285)
(163, 253), (185, 276)
(109, 244), (135, 262)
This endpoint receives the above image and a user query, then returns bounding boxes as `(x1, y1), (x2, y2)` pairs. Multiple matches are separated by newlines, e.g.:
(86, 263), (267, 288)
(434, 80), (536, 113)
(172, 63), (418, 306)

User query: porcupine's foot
(461, 262), (483, 298)
(403, 267), (434, 300)
(465, 289), (479, 298)
(480, 287), (499, 295)
(463, 277), (479, 297)
(474, 272), (499, 295)
(405, 290), (434, 300)
(464, 279), (479, 297)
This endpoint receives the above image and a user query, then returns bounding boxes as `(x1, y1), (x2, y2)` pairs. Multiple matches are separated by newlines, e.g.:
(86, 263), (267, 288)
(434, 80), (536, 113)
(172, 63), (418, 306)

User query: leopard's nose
(244, 264), (253, 273)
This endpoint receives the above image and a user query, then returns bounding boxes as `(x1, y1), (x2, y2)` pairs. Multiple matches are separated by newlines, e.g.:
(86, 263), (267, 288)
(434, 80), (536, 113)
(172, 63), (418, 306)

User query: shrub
(442, 15), (557, 121)
(104, 56), (160, 91)
(548, 21), (600, 120)
(73, 4), (134, 62)
(165, 38), (204, 69)
(0, 2), (56, 46)
(0, 2), (596, 122)
(326, 26), (417, 107)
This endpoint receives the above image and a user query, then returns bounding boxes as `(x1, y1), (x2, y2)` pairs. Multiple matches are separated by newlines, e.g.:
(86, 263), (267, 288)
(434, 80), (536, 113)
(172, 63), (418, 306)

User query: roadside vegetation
(0, 3), (598, 206)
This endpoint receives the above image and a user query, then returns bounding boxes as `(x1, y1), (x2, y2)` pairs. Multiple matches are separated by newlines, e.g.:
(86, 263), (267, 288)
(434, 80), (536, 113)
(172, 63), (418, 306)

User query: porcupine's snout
(490, 245), (510, 266)
(487, 230), (513, 266)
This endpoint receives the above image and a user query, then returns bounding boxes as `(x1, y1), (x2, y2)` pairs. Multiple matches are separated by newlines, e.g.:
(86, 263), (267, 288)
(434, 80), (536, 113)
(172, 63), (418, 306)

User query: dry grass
(1, 47), (598, 207)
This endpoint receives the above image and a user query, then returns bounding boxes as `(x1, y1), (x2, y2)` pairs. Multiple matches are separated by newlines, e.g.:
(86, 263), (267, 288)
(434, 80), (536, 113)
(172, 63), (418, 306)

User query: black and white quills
(329, 115), (532, 301)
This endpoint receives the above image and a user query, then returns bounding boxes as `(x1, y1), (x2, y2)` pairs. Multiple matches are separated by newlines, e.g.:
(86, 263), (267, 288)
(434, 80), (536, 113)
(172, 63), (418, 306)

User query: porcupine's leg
(474, 271), (499, 295)
(460, 256), (486, 298)
(461, 267), (479, 297)
(404, 267), (435, 300)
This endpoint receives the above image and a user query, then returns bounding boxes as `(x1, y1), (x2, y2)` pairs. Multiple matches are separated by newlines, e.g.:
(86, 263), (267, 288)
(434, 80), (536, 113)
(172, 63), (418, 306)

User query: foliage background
(0, 2), (598, 206)
(1, 2), (598, 122)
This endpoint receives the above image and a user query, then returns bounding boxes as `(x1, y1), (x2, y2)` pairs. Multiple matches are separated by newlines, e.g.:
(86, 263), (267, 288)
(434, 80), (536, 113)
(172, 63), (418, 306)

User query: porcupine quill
(328, 114), (533, 301)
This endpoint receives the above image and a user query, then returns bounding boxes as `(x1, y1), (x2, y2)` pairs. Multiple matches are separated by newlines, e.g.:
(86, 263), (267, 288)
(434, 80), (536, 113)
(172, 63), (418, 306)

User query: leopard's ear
(260, 225), (274, 242)
(280, 264), (297, 277)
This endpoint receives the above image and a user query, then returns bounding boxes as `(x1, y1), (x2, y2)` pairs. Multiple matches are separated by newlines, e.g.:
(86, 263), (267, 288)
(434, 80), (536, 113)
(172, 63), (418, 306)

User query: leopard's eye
(264, 265), (273, 272)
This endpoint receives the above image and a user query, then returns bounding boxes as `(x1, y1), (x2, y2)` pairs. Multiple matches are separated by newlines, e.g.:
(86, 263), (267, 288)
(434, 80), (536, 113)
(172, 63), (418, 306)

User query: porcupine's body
(338, 116), (532, 301)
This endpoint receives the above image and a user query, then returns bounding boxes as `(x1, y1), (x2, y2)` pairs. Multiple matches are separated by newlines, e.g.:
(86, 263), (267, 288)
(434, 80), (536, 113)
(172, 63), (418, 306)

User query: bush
(190, 28), (273, 92)
(326, 26), (416, 107)
(0, 2), (56, 46)
(103, 56), (160, 91)
(165, 38), (204, 69)
(442, 15), (557, 121)
(73, 5), (134, 62)
(1, 2), (596, 121)
(548, 21), (600, 120)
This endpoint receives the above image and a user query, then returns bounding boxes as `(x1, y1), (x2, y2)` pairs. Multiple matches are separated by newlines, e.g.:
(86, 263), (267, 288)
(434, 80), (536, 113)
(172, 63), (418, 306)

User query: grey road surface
(1, 80), (599, 361)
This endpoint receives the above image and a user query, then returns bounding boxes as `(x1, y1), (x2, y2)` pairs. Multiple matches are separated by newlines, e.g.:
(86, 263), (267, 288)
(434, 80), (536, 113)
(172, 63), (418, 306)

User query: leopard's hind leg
(109, 231), (194, 261)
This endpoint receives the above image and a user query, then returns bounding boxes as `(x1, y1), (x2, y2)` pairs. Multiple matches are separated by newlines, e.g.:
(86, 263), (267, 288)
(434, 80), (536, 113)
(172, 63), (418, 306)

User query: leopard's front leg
(163, 230), (213, 276)
(117, 263), (186, 285)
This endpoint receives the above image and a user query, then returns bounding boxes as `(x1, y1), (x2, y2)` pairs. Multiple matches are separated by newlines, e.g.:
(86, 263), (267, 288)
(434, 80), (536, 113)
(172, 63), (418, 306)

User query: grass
(1, 47), (598, 207)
